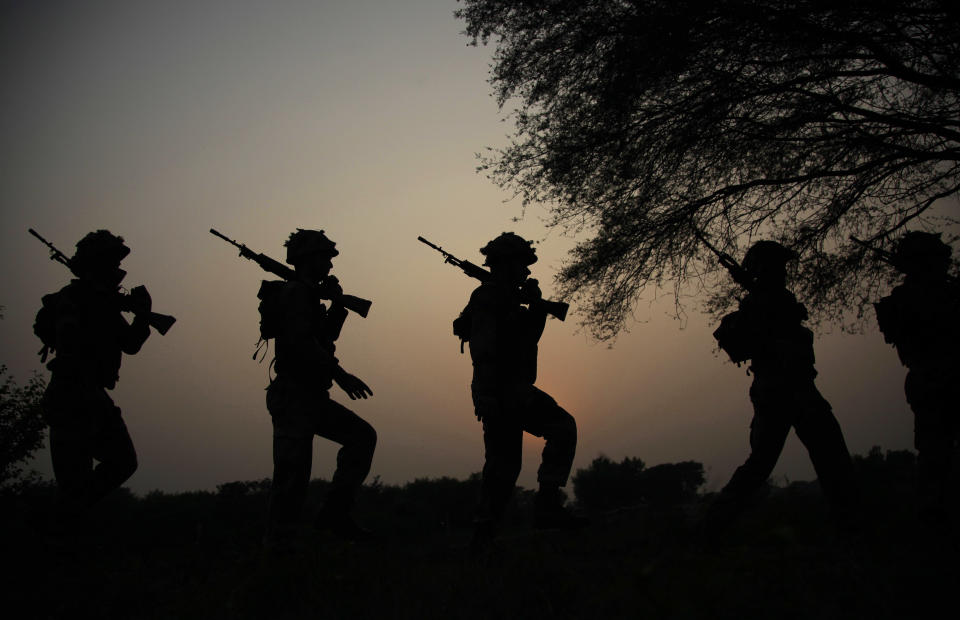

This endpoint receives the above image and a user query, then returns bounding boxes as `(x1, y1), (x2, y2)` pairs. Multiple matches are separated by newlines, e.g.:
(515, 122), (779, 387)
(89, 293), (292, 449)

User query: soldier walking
(34, 231), (155, 526)
(460, 232), (585, 545)
(262, 229), (376, 547)
(705, 241), (857, 538)
(875, 231), (960, 535)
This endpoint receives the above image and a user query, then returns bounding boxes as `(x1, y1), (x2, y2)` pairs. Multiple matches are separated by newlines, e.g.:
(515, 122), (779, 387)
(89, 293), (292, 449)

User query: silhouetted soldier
(706, 241), (857, 538)
(462, 232), (585, 544)
(263, 229), (376, 547)
(875, 231), (960, 534)
(34, 231), (152, 525)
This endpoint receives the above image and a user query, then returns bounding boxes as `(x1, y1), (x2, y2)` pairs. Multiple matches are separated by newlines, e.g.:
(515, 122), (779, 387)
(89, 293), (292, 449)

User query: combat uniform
(709, 246), (856, 533)
(265, 279), (376, 537)
(37, 267), (148, 514)
(467, 278), (577, 524)
(876, 263), (960, 528)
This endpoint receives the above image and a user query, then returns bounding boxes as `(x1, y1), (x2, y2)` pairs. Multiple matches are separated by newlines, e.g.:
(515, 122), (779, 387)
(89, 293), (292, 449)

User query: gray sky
(0, 0), (921, 495)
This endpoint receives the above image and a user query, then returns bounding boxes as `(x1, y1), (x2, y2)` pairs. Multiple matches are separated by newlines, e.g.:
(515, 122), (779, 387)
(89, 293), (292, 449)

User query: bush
(572, 455), (705, 510)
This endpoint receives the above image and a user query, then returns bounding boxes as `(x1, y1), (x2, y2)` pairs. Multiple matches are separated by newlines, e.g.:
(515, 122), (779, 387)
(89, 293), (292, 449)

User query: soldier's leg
(85, 403), (138, 507)
(266, 435), (314, 537)
(48, 388), (133, 514)
(520, 387), (577, 490)
(479, 415), (523, 523)
(706, 392), (791, 533)
(265, 380), (315, 539)
(311, 397), (377, 515)
(49, 425), (94, 517)
(792, 385), (857, 519)
(520, 387), (586, 528)
(908, 377), (956, 530)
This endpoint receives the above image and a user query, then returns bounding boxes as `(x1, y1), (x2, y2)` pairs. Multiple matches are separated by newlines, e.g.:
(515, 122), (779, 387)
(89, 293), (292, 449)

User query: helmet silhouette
(480, 232), (537, 267)
(284, 229), (338, 265)
(742, 240), (797, 275)
(894, 231), (950, 270)
(72, 230), (130, 269)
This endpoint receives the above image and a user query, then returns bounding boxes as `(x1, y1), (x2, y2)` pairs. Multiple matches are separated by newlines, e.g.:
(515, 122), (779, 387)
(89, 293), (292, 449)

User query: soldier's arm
(467, 285), (502, 364)
(281, 283), (339, 372)
(519, 280), (547, 343)
(119, 314), (151, 354)
(321, 303), (349, 344)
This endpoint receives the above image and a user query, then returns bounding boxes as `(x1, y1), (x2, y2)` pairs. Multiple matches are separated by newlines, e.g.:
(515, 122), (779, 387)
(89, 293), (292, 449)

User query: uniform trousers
(709, 376), (856, 529)
(266, 375), (377, 534)
(42, 375), (138, 514)
(472, 383), (577, 520)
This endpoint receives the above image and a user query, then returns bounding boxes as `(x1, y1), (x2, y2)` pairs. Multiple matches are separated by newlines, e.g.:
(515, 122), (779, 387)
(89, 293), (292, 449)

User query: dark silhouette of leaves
(458, 0), (960, 338)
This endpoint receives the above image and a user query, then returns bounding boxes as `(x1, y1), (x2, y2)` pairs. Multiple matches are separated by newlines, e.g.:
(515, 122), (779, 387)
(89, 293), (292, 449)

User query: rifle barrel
(417, 236), (443, 253)
(209, 228), (238, 246)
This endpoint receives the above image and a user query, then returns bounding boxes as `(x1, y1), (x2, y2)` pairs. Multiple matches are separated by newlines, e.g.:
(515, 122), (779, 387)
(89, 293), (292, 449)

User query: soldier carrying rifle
(700, 236), (858, 540)
(214, 228), (377, 548)
(423, 232), (585, 548)
(868, 231), (960, 537)
(32, 229), (174, 530)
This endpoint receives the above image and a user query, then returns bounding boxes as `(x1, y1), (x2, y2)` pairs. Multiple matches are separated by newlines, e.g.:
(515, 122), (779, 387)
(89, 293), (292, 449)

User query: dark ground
(1, 466), (956, 620)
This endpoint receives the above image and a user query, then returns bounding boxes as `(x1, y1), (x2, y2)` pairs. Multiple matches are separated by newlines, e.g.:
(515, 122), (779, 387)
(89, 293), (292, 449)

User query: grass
(2, 474), (956, 619)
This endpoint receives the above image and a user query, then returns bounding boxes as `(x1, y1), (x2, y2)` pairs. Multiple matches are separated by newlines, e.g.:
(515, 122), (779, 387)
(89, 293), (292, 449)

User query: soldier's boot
(313, 491), (374, 542)
(533, 486), (589, 531)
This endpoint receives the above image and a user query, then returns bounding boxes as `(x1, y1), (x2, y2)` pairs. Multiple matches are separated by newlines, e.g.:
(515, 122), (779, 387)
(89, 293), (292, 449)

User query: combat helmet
(742, 240), (798, 276)
(284, 229), (338, 266)
(894, 231), (950, 274)
(480, 232), (537, 267)
(72, 230), (130, 272)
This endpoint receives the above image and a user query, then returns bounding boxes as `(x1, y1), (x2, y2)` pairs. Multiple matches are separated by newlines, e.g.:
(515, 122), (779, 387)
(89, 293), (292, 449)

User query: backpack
(253, 280), (288, 363)
(713, 310), (751, 365)
(452, 304), (472, 353)
(33, 291), (65, 362)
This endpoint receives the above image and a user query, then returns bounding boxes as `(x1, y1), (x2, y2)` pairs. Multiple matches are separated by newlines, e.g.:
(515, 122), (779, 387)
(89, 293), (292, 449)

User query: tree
(457, 0), (960, 338)
(572, 455), (647, 510)
(0, 365), (46, 491)
(571, 455), (705, 509)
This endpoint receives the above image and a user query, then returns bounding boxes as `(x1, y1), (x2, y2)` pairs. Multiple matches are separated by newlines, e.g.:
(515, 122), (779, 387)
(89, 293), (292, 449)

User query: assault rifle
(210, 228), (372, 318)
(692, 228), (756, 291)
(418, 236), (568, 321)
(850, 235), (960, 285)
(28, 228), (177, 335)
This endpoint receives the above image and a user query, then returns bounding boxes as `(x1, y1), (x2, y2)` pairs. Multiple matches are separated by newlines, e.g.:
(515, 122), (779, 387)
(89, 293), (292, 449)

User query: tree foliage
(0, 365), (46, 491)
(572, 455), (705, 509)
(458, 0), (960, 338)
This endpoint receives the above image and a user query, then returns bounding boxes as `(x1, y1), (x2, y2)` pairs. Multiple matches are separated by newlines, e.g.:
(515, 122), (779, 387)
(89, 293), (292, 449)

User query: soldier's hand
(128, 285), (153, 316)
(334, 368), (373, 400)
(319, 275), (344, 301)
(519, 278), (543, 302)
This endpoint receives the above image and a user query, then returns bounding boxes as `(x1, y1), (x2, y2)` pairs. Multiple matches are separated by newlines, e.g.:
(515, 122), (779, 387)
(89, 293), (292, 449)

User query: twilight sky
(0, 0), (924, 495)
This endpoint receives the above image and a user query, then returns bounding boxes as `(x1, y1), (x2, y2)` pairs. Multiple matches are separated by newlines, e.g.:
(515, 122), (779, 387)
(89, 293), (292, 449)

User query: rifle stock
(535, 298), (569, 322)
(146, 312), (177, 335)
(339, 293), (371, 318)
